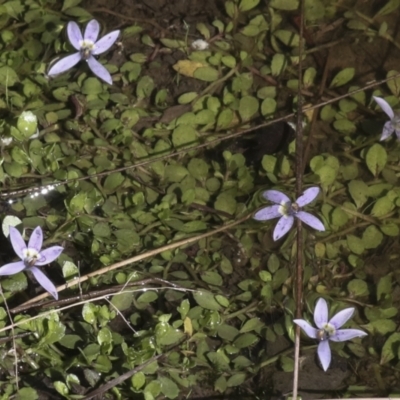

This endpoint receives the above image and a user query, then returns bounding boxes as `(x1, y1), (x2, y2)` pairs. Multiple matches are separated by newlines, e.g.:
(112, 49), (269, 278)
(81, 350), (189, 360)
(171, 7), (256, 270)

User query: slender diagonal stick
(293, 0), (306, 398)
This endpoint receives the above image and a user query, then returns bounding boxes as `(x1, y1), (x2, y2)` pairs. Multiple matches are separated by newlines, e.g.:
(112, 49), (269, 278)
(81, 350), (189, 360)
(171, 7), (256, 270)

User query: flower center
(22, 248), (40, 267)
(79, 39), (95, 60)
(316, 323), (336, 342)
(278, 201), (299, 217)
(393, 114), (400, 131)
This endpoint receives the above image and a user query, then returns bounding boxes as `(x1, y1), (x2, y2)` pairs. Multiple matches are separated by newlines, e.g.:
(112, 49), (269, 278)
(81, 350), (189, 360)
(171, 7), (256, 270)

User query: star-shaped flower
(293, 298), (367, 371)
(48, 19), (120, 84)
(253, 187), (325, 241)
(373, 96), (400, 141)
(0, 226), (64, 299)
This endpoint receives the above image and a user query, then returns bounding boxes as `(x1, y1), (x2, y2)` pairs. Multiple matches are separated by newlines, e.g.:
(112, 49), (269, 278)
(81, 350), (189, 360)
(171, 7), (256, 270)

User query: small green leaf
(131, 372), (146, 390)
(240, 318), (264, 333)
(387, 70), (400, 96)
(193, 67), (219, 82)
(366, 144), (387, 176)
(269, 0), (299, 10)
(362, 225), (383, 249)
(347, 279), (369, 296)
(380, 332), (400, 364)
(239, 96), (259, 121)
(111, 292), (133, 311)
(329, 67), (355, 88)
(261, 98), (276, 116)
(159, 376), (179, 399)
(348, 180), (369, 208)
(193, 291), (222, 311)
(346, 235), (365, 255)
(104, 173), (125, 193)
(239, 0), (260, 11)
(271, 54), (287, 76)
(227, 373), (247, 387)
(172, 124), (198, 147)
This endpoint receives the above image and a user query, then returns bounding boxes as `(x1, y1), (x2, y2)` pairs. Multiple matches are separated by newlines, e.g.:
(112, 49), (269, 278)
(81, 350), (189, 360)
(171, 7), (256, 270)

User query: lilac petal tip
(296, 187), (320, 207)
(28, 226), (43, 252)
(263, 190), (290, 204)
(330, 328), (367, 342)
(36, 246), (64, 266)
(293, 319), (317, 339)
(373, 96), (394, 119)
(29, 266), (58, 300)
(48, 52), (82, 77)
(314, 298), (329, 329)
(0, 261), (26, 276)
(381, 120), (394, 141)
(296, 211), (325, 231)
(67, 21), (83, 51)
(92, 30), (120, 55)
(329, 307), (355, 329)
(273, 215), (294, 241)
(253, 205), (281, 221)
(9, 226), (27, 260)
(84, 19), (100, 42)
(317, 340), (331, 371)
(87, 56), (113, 84)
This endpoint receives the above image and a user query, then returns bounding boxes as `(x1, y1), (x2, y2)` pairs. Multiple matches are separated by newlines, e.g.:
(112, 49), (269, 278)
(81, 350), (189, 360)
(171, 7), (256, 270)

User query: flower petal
(381, 121), (394, 141)
(328, 307), (354, 329)
(36, 246), (64, 266)
(29, 267), (58, 300)
(84, 19), (100, 42)
(9, 226), (26, 260)
(0, 261), (26, 276)
(296, 211), (325, 231)
(28, 226), (43, 252)
(262, 190), (290, 204)
(67, 21), (83, 50)
(253, 205), (281, 221)
(92, 30), (120, 55)
(314, 298), (329, 329)
(293, 319), (317, 339)
(47, 52), (82, 77)
(330, 328), (367, 342)
(87, 56), (112, 84)
(273, 215), (294, 241)
(317, 340), (331, 371)
(296, 187), (320, 207)
(374, 96), (394, 119)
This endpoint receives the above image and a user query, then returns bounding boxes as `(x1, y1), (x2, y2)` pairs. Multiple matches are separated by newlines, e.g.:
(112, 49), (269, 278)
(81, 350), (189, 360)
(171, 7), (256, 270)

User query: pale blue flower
(253, 187), (325, 241)
(373, 96), (400, 140)
(48, 19), (120, 84)
(294, 298), (367, 371)
(0, 226), (63, 299)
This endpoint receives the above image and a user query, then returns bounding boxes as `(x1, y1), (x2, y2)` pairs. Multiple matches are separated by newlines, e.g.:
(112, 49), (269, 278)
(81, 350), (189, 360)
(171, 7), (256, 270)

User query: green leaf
(193, 67), (219, 82)
(261, 98), (276, 116)
(387, 70), (400, 96)
(239, 0), (260, 11)
(274, 30), (300, 47)
(348, 180), (369, 208)
(15, 388), (38, 400)
(131, 371), (146, 390)
(329, 67), (355, 88)
(347, 279), (369, 296)
(214, 193), (237, 215)
(137, 291), (158, 303)
(188, 158), (209, 180)
(366, 144), (387, 176)
(193, 291), (222, 311)
(201, 271), (223, 286)
(239, 96), (259, 121)
(0, 66), (19, 86)
(362, 225), (383, 249)
(172, 125), (198, 147)
(376, 0), (400, 16)
(159, 376), (179, 399)
(381, 332), (400, 364)
(240, 318), (264, 333)
(233, 333), (258, 348)
(303, 67), (317, 87)
(111, 292), (133, 311)
(271, 54), (287, 76)
(269, 0), (299, 10)
(377, 275), (392, 301)
(371, 196), (393, 217)
(62, 0), (82, 10)
(104, 172), (125, 193)
(346, 235), (365, 255)
(227, 373), (247, 387)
